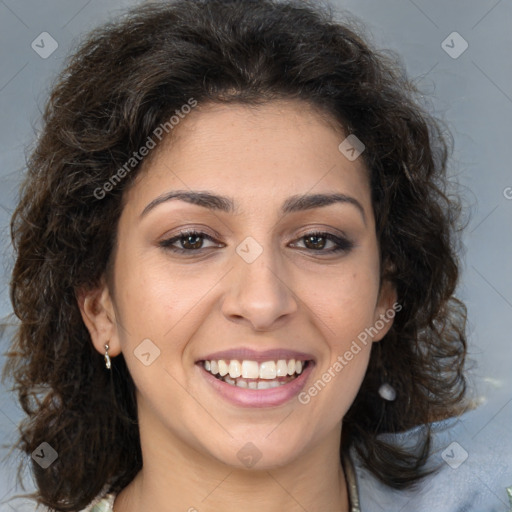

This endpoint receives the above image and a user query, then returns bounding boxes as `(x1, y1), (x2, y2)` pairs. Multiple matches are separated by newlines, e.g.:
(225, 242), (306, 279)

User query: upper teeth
(203, 359), (304, 379)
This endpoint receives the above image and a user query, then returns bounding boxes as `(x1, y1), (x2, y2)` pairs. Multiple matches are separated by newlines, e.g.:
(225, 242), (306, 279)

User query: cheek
(113, 250), (194, 334)
(304, 265), (381, 343)
(112, 250), (226, 380)
(297, 260), (379, 408)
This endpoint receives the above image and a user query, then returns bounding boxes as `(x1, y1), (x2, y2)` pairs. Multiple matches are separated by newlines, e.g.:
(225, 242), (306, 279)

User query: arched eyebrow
(282, 193), (366, 225)
(140, 190), (366, 225)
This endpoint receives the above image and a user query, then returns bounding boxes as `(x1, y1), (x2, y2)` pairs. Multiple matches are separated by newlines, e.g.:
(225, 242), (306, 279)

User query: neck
(114, 410), (349, 512)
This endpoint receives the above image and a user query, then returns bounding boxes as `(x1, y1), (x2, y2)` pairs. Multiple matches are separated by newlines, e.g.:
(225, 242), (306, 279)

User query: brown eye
(290, 232), (354, 253)
(303, 234), (327, 250)
(181, 233), (203, 249)
(159, 231), (222, 253)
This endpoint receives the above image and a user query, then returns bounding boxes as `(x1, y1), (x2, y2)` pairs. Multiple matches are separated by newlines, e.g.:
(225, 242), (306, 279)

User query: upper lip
(196, 347), (315, 363)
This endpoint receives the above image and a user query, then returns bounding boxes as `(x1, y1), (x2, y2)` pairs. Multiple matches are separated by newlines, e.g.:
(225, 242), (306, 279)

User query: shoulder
(351, 402), (512, 511)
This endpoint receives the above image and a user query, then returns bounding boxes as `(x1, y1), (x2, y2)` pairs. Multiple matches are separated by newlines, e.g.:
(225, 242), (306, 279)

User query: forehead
(125, 100), (371, 214)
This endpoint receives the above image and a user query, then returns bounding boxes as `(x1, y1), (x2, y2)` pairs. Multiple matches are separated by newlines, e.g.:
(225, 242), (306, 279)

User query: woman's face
(82, 100), (396, 470)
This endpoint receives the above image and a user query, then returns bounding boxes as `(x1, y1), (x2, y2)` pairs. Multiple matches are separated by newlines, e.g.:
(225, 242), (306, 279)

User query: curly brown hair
(3, 0), (468, 510)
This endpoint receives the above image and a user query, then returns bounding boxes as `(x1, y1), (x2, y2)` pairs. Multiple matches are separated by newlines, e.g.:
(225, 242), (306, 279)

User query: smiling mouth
(199, 358), (312, 389)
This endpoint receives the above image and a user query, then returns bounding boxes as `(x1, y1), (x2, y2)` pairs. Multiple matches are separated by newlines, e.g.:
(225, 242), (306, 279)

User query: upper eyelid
(163, 229), (348, 241)
(163, 222), (351, 238)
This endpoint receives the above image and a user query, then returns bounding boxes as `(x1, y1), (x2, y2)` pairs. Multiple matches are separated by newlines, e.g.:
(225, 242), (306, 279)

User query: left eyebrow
(140, 190), (366, 225)
(281, 193), (366, 225)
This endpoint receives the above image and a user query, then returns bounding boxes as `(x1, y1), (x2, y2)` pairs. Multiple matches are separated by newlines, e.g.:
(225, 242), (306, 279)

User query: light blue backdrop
(0, 0), (510, 509)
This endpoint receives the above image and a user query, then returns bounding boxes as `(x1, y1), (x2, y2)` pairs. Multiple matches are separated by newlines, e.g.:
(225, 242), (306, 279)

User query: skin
(78, 100), (396, 512)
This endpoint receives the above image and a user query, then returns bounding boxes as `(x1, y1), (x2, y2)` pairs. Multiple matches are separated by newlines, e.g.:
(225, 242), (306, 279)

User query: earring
(378, 382), (396, 401)
(375, 342), (396, 401)
(104, 343), (112, 370)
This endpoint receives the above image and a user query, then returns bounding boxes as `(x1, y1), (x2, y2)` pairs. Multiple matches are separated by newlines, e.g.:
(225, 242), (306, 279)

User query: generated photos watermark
(298, 301), (402, 405)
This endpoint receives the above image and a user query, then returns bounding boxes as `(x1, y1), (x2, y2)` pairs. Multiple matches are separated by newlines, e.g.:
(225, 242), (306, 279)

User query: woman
(4, 0), (477, 510)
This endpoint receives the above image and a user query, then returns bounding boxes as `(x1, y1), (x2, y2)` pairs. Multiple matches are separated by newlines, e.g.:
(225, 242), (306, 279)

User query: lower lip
(197, 362), (314, 408)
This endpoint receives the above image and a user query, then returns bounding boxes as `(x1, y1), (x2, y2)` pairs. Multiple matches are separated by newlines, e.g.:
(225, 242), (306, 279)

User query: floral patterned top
(80, 492), (115, 512)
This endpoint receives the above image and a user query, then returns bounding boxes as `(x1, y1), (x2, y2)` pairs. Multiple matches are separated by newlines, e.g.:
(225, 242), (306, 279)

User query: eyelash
(158, 230), (354, 255)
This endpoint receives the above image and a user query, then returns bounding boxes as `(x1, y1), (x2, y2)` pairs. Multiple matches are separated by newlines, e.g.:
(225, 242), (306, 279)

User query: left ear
(372, 279), (398, 342)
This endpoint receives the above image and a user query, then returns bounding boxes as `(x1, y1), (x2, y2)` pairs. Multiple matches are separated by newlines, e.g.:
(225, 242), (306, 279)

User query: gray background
(0, 0), (511, 509)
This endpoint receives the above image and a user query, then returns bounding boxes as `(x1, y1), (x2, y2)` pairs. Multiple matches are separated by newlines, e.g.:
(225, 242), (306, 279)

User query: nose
(221, 244), (298, 331)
